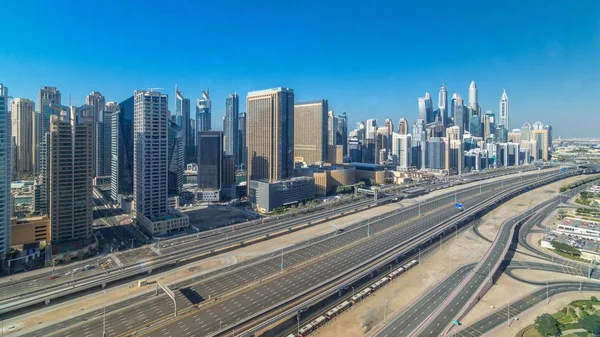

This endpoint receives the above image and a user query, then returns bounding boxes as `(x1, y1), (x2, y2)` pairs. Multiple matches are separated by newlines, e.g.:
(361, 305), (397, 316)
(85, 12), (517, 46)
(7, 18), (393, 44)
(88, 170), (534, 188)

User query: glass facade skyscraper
(224, 93), (239, 167)
(110, 96), (134, 203)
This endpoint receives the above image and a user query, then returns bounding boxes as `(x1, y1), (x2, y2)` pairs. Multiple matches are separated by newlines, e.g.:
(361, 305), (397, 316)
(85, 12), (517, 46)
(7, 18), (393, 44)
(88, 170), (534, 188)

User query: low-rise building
(11, 216), (51, 246)
(196, 189), (220, 202)
(137, 208), (189, 236)
(249, 177), (315, 213)
(350, 162), (390, 185)
(296, 165), (356, 196)
(554, 217), (600, 241)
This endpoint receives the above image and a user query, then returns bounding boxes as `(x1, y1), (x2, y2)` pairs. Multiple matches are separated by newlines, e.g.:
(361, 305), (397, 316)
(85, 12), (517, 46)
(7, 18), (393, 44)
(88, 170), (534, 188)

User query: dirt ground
(4, 169), (567, 336)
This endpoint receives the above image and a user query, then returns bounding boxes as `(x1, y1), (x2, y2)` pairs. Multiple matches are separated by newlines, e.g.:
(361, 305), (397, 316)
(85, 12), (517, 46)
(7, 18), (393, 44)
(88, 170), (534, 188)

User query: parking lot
(183, 205), (256, 231)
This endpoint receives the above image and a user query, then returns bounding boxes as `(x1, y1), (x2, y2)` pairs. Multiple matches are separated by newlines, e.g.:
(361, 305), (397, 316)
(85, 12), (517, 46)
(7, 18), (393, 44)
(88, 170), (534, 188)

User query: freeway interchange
(11, 167), (574, 337)
(369, 173), (598, 337)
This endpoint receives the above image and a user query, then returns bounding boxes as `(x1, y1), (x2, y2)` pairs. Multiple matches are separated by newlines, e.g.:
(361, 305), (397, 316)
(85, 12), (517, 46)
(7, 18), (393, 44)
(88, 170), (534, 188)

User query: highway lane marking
(95, 181), (528, 337)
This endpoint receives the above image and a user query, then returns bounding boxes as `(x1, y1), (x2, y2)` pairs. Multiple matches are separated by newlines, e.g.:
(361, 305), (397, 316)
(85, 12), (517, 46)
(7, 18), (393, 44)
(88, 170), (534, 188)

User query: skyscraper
(336, 111), (348, 156)
(521, 122), (532, 141)
(195, 88), (211, 138)
(365, 119), (377, 140)
(294, 100), (328, 165)
(453, 95), (467, 134)
(197, 131), (223, 189)
(446, 126), (463, 175)
(246, 87), (294, 183)
(427, 137), (445, 170)
(167, 120), (183, 196)
(175, 86), (192, 164)
(438, 84), (448, 128)
(224, 93), (239, 167)
(327, 109), (337, 147)
(238, 112), (247, 169)
(95, 110), (112, 177)
(468, 81), (478, 110)
(0, 84), (11, 254)
(10, 98), (35, 175)
(48, 104), (94, 242)
(35, 86), (61, 173)
(85, 92), (105, 177)
(391, 133), (411, 169)
(133, 90), (169, 221)
(110, 96), (134, 203)
(498, 89), (509, 129)
(397, 117), (409, 135)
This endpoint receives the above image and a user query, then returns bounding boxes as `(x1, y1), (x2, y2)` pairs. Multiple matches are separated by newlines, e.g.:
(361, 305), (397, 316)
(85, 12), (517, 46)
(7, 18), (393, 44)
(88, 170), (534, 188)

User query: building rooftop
(247, 87), (294, 96)
(561, 217), (600, 231)
(349, 162), (385, 171)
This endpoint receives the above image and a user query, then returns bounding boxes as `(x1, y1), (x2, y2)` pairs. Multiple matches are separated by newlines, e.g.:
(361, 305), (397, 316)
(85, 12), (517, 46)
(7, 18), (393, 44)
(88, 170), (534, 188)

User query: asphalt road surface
(375, 264), (476, 337)
(38, 172), (560, 337)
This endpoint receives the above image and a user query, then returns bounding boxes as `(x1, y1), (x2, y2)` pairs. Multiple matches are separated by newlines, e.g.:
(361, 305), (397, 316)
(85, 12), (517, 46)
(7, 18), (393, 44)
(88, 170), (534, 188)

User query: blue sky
(2, 0), (599, 137)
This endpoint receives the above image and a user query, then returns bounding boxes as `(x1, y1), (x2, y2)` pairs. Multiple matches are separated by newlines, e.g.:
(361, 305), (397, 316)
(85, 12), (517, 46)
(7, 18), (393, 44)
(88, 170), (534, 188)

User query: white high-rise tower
(438, 84), (448, 127)
(133, 90), (189, 235)
(499, 89), (510, 130)
(0, 84), (11, 254)
(468, 81), (478, 109)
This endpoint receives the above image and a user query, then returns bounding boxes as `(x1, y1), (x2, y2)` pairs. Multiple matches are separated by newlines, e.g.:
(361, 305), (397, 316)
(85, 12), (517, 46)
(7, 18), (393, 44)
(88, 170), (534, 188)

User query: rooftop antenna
(69, 94), (71, 106)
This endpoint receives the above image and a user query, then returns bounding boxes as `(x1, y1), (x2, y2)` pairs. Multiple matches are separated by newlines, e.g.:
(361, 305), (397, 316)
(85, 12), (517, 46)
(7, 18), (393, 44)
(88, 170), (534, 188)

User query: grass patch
(561, 322), (583, 330)
(553, 311), (567, 320)
(569, 300), (600, 307)
(522, 327), (542, 337)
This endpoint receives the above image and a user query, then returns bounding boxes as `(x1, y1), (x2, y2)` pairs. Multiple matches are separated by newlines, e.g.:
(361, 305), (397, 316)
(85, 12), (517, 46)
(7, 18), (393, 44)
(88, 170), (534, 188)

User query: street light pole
(418, 247), (421, 264)
(280, 246), (284, 272)
(368, 219), (371, 237)
(507, 301), (510, 327)
(546, 282), (549, 303)
(384, 299), (388, 322)
(103, 290), (106, 337)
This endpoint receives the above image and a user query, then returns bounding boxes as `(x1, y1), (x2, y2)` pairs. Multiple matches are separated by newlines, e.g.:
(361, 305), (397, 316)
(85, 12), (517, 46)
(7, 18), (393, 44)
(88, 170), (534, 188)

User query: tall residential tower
(294, 100), (328, 165)
(224, 93), (239, 167)
(10, 98), (35, 175)
(246, 88), (294, 183)
(195, 89), (211, 137)
(499, 89), (510, 130)
(48, 104), (94, 242)
(0, 84), (11, 254)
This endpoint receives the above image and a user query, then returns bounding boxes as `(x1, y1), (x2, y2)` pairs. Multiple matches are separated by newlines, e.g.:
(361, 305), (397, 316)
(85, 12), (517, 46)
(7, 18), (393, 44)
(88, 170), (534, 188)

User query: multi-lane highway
(371, 176), (596, 337)
(374, 264), (476, 337)
(411, 181), (587, 337)
(0, 167), (546, 316)
(30, 169), (568, 337)
(454, 279), (600, 337)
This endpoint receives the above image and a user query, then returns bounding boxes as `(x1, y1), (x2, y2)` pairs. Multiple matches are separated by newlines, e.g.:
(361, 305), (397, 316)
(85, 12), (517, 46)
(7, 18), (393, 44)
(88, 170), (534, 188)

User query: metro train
(287, 259), (419, 337)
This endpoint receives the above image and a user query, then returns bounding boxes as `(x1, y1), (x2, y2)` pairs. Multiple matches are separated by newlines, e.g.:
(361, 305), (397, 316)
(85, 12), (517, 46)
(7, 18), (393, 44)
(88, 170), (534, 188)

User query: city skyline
(1, 1), (599, 138)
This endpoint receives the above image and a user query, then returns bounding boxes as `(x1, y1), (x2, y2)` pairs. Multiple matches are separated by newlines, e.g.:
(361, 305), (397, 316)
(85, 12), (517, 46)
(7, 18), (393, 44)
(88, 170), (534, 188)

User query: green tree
(560, 186), (567, 192)
(580, 314), (600, 336)
(534, 313), (561, 336)
(551, 241), (580, 256)
(591, 296), (598, 302)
